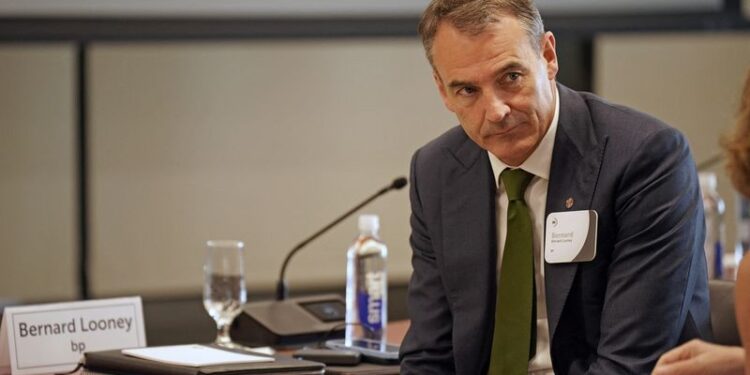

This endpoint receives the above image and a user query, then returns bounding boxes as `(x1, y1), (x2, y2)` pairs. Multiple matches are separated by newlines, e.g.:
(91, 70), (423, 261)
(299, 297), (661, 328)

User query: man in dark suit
(399, 0), (712, 374)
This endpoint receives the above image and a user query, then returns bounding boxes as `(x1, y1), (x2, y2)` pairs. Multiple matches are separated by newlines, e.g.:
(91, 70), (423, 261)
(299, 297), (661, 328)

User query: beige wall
(0, 44), (77, 301)
(595, 31), (750, 251)
(87, 39), (452, 297)
(2, 39), (453, 300)
(4, 31), (749, 302)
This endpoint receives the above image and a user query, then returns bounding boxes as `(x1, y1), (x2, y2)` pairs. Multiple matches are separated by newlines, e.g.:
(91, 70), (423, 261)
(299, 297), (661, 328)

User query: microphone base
(231, 294), (346, 348)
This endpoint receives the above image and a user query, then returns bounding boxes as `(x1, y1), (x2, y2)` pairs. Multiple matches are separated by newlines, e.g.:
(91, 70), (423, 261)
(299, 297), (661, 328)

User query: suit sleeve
(582, 127), (708, 374)
(399, 149), (456, 374)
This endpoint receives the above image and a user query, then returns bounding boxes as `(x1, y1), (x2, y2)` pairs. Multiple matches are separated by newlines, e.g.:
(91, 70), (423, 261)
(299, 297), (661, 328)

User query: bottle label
(357, 271), (384, 333)
(740, 196), (750, 220)
(714, 241), (723, 278)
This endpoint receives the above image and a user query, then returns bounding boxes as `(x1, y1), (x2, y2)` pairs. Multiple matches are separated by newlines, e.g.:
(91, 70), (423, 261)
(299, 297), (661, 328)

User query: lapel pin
(565, 197), (574, 209)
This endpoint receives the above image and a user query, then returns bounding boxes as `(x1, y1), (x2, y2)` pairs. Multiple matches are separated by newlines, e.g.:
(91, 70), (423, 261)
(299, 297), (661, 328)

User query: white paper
(122, 344), (274, 367)
(246, 346), (275, 356)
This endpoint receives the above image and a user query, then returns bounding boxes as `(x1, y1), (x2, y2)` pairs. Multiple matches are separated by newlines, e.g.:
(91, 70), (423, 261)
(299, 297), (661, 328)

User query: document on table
(122, 344), (275, 367)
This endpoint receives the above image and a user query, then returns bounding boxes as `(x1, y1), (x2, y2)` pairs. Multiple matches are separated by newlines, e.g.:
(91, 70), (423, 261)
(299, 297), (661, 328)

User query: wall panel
(89, 39), (453, 296)
(0, 44), (77, 301)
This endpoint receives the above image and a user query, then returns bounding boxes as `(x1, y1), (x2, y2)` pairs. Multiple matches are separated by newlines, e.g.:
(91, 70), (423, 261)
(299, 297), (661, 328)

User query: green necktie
(489, 168), (535, 375)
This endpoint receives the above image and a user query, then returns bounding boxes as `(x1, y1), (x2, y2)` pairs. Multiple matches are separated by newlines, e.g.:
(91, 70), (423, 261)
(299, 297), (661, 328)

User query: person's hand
(652, 339), (745, 375)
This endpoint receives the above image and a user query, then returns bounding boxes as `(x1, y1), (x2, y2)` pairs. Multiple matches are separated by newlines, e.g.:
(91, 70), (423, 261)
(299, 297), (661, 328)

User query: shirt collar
(488, 89), (559, 187)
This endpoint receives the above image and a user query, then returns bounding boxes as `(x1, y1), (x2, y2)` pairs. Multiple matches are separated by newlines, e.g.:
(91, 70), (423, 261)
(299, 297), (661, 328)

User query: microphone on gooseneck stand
(276, 176), (407, 301)
(230, 176), (408, 348)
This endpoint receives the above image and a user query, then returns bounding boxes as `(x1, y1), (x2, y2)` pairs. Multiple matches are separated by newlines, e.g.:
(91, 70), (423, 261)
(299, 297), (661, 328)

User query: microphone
(230, 176), (407, 347)
(276, 176), (408, 301)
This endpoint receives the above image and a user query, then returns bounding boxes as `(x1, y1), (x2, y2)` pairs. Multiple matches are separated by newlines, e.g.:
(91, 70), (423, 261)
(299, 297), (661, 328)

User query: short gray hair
(418, 0), (545, 65)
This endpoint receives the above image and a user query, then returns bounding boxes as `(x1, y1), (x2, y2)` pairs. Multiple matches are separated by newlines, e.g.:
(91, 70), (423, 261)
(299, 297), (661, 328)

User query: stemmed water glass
(203, 240), (247, 346)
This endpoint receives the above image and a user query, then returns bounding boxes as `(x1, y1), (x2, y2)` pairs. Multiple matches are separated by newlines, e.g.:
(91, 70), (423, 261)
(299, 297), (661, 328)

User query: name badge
(0, 297), (146, 375)
(545, 210), (598, 263)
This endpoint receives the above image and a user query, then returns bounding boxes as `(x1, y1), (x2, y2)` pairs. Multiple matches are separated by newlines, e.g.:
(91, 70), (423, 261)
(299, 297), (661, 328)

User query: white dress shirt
(487, 91), (559, 375)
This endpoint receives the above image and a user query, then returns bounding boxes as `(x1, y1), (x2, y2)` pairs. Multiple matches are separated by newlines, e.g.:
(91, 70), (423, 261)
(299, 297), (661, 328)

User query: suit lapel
(441, 133), (497, 363)
(544, 85), (608, 341)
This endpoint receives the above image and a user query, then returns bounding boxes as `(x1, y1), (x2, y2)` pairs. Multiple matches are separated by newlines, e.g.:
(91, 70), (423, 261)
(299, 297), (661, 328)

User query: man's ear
(433, 69), (456, 113)
(541, 31), (559, 80)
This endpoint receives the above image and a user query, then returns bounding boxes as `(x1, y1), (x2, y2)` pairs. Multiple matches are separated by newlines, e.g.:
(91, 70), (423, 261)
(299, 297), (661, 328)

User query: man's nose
(484, 94), (510, 123)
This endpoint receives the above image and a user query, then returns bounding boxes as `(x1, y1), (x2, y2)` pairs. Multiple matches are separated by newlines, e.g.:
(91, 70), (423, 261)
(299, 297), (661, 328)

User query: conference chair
(709, 279), (741, 346)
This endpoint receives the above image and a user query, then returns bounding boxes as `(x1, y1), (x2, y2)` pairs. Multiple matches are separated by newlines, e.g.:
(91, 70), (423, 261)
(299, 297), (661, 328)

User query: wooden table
(386, 320), (410, 345)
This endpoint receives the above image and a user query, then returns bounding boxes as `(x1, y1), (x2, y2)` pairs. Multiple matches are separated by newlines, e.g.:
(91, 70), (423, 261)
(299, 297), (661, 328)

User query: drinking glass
(203, 240), (247, 346)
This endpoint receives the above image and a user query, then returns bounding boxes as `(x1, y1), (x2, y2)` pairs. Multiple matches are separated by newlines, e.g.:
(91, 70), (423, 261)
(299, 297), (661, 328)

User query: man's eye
(457, 87), (478, 96)
(507, 72), (521, 82)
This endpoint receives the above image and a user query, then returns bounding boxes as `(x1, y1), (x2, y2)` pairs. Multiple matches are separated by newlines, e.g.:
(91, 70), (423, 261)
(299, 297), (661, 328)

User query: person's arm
(652, 261), (749, 375)
(651, 339), (745, 375)
(737, 255), (750, 375)
(398, 149), (456, 374)
(583, 128), (709, 374)
(650, 195), (750, 375)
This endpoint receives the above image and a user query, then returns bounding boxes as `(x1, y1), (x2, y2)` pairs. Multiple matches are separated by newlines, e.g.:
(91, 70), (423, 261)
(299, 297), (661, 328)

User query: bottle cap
(698, 172), (717, 191)
(358, 214), (380, 233)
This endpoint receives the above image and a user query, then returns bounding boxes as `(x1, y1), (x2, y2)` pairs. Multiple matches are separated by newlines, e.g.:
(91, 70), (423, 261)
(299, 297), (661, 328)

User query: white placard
(0, 297), (146, 375)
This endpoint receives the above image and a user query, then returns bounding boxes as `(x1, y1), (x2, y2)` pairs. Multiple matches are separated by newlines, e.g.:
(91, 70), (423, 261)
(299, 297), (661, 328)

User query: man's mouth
(485, 122), (522, 137)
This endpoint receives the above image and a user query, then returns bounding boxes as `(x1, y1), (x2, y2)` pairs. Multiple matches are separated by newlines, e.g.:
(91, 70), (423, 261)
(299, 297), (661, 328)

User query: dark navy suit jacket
(399, 84), (711, 374)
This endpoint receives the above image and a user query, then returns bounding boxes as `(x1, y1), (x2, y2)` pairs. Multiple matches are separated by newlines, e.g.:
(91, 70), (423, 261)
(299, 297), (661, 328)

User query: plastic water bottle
(699, 172), (726, 279)
(345, 214), (388, 346)
(723, 243), (743, 280)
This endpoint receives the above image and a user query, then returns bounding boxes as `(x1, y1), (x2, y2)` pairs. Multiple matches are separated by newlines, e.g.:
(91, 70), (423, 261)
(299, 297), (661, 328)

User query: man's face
(431, 17), (559, 167)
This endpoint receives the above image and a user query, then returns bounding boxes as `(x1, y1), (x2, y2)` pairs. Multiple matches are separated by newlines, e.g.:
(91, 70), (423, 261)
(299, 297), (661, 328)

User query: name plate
(0, 297), (146, 375)
(545, 210), (598, 263)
